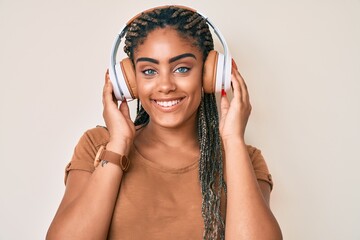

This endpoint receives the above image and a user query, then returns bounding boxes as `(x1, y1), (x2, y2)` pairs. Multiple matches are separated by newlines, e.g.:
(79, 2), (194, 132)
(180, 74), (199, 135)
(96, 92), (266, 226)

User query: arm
(46, 158), (124, 240)
(220, 61), (282, 240)
(46, 73), (135, 240)
(223, 140), (281, 240)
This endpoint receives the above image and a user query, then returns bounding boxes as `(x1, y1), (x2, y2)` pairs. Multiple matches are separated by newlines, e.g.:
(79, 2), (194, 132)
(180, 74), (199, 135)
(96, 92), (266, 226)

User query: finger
(235, 70), (249, 102)
(232, 59), (238, 71)
(231, 59), (236, 91)
(232, 71), (245, 101)
(103, 73), (117, 107)
(105, 71), (119, 103)
(231, 60), (244, 97)
(231, 72), (242, 100)
(232, 61), (250, 103)
(220, 89), (230, 119)
(119, 100), (131, 120)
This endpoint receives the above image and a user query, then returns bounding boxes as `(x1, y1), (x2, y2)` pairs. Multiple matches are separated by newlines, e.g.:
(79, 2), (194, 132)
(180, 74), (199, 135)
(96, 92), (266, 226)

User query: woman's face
(133, 27), (204, 129)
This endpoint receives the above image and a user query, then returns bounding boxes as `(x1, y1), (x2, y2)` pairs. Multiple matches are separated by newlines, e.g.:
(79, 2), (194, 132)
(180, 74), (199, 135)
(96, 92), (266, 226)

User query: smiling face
(133, 27), (204, 129)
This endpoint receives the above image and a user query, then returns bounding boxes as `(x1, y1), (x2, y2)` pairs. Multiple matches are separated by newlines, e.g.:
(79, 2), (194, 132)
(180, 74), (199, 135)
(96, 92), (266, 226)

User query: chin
(148, 110), (198, 129)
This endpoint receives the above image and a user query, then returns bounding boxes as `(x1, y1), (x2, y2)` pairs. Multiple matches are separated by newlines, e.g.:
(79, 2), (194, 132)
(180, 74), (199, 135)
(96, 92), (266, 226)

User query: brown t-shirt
(65, 126), (273, 239)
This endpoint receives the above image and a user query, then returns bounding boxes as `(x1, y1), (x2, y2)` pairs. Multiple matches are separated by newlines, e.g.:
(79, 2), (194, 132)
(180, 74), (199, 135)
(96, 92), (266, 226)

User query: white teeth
(156, 99), (181, 107)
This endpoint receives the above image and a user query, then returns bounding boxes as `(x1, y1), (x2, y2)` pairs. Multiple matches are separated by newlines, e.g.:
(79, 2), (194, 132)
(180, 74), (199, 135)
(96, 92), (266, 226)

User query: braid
(134, 104), (149, 126)
(124, 6), (214, 60)
(198, 93), (226, 239)
(127, 6), (226, 239)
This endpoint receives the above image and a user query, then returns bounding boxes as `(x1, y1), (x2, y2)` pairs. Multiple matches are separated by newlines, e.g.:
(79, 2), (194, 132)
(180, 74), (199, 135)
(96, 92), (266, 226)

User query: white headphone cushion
(115, 63), (134, 100)
(109, 64), (123, 100)
(215, 53), (225, 93)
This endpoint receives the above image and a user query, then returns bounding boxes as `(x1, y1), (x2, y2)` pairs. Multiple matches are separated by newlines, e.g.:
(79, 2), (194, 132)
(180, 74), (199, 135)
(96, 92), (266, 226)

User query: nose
(157, 73), (176, 94)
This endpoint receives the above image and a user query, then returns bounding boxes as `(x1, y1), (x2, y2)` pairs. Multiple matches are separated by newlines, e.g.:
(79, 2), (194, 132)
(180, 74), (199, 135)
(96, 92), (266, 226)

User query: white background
(1, 0), (359, 239)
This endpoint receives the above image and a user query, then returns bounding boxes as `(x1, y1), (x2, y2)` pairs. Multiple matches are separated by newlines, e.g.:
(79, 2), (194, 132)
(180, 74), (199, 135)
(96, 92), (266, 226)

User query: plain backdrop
(1, 0), (359, 239)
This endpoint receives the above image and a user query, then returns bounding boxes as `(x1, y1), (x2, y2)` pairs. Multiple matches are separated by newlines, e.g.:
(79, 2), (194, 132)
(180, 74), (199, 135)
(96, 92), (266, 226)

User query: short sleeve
(64, 126), (110, 185)
(247, 145), (273, 190)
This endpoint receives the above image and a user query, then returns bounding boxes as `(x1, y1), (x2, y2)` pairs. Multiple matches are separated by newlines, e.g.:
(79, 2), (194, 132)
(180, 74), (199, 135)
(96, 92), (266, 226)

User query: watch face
(121, 155), (130, 171)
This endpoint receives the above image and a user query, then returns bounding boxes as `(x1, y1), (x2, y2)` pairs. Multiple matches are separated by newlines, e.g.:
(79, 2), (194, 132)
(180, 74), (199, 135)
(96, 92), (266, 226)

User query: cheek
(190, 73), (203, 97)
(185, 76), (203, 107)
(180, 77), (202, 91)
(135, 76), (154, 98)
(181, 67), (203, 92)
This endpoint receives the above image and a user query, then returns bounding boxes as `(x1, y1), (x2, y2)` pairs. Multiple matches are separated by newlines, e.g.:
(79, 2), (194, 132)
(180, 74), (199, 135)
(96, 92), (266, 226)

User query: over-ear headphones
(109, 5), (232, 101)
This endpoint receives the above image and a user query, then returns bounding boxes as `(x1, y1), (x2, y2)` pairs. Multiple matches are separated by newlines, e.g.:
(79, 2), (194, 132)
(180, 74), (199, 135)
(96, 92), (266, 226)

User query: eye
(142, 69), (157, 75)
(174, 67), (190, 73)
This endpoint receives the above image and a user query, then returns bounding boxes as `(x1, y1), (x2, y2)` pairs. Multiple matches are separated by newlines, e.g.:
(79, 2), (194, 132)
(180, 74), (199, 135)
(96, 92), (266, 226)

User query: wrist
(94, 145), (130, 172)
(222, 136), (246, 150)
(106, 140), (131, 156)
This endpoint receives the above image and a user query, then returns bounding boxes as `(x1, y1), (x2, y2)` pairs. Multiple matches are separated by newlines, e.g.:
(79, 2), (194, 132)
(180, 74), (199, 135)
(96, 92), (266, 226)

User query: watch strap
(94, 145), (130, 172)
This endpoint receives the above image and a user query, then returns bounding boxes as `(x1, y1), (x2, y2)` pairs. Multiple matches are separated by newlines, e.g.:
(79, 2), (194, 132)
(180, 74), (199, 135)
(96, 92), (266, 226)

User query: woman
(47, 5), (282, 240)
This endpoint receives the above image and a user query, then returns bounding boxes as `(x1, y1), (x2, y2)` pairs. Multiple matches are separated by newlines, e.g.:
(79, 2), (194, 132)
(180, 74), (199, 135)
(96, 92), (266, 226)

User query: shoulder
(72, 125), (110, 152)
(246, 144), (273, 190)
(71, 125), (111, 165)
(80, 125), (110, 148)
(246, 145), (263, 161)
(245, 144), (267, 169)
(64, 126), (110, 184)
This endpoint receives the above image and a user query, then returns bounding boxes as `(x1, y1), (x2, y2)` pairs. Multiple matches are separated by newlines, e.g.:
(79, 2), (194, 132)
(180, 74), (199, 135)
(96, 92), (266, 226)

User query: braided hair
(125, 6), (226, 239)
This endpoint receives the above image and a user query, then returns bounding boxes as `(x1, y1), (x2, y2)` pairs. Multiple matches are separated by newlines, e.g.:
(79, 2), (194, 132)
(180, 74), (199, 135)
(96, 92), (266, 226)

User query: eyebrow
(135, 53), (196, 64)
(136, 57), (159, 64)
(169, 53), (196, 63)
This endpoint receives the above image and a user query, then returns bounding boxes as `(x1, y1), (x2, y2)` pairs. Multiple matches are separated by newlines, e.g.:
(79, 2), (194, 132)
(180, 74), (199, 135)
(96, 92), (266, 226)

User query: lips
(153, 98), (184, 108)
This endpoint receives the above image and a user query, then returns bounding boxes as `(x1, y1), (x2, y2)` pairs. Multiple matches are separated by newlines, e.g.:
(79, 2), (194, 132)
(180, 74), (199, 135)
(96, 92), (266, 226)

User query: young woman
(47, 5), (282, 240)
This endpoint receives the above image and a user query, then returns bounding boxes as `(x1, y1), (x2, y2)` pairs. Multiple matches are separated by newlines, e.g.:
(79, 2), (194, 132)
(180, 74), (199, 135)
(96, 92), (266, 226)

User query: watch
(94, 145), (130, 172)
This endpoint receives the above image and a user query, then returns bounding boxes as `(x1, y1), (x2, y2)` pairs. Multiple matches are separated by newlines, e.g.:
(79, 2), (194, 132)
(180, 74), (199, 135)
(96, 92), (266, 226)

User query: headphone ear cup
(120, 58), (138, 99)
(203, 50), (218, 93)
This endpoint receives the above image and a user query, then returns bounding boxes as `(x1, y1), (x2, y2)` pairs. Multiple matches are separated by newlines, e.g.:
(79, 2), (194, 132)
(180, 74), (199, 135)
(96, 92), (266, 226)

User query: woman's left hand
(219, 60), (252, 143)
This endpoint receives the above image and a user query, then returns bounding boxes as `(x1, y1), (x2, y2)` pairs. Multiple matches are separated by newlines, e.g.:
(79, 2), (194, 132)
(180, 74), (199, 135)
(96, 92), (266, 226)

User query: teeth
(156, 99), (181, 107)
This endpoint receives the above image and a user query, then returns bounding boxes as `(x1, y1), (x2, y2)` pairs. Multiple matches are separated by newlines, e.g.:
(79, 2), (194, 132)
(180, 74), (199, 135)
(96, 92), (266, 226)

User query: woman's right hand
(103, 71), (135, 155)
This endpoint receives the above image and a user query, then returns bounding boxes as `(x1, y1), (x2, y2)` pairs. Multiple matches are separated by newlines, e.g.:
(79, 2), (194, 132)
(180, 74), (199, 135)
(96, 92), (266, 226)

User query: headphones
(109, 5), (232, 101)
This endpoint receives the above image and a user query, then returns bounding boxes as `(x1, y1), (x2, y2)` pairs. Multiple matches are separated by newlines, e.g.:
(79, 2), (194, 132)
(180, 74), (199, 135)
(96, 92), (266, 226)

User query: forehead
(133, 27), (202, 60)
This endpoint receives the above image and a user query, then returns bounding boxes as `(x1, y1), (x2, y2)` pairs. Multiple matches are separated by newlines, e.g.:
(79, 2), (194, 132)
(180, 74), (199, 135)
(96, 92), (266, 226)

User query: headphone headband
(109, 5), (231, 101)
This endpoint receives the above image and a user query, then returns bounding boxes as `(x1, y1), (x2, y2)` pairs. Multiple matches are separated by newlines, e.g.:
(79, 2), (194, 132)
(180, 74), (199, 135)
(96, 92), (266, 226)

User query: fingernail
(221, 89), (227, 96)
(232, 59), (238, 70)
(105, 70), (109, 82)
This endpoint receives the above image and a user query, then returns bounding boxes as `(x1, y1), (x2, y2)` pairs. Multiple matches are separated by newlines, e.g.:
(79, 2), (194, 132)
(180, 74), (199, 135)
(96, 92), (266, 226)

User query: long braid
(126, 6), (226, 239)
(198, 93), (226, 239)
